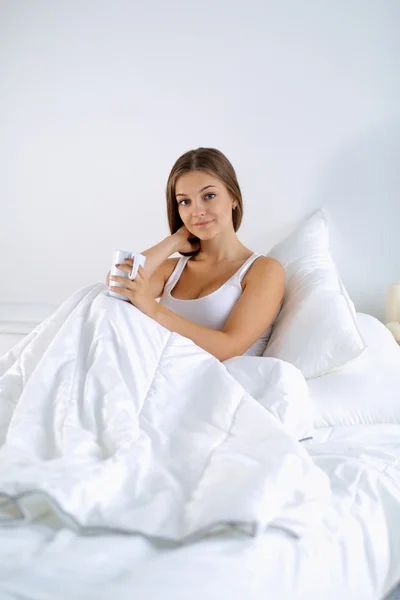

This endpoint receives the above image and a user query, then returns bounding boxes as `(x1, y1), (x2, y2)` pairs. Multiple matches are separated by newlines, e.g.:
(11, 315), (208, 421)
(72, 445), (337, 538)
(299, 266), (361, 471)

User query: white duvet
(0, 283), (330, 543)
(1, 425), (400, 600)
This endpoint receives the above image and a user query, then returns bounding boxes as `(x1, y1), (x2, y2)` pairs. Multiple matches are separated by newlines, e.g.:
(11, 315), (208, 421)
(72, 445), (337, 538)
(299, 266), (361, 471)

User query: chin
(195, 230), (217, 240)
(191, 222), (219, 239)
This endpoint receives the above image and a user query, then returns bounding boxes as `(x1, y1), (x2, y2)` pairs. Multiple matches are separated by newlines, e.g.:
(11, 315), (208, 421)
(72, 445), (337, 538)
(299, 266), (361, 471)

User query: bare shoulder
(160, 257), (180, 282)
(148, 257), (181, 299)
(242, 256), (285, 288)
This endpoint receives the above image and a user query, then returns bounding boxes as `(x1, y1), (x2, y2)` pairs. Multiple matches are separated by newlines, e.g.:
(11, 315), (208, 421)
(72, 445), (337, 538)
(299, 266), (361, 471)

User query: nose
(191, 199), (206, 218)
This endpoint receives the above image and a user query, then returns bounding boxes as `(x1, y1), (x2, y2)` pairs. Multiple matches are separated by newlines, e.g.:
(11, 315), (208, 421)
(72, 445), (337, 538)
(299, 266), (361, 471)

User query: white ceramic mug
(108, 250), (147, 301)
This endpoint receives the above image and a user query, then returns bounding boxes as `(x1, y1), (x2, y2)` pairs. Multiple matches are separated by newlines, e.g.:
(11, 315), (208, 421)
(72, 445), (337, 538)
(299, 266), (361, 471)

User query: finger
(114, 263), (130, 272)
(110, 276), (139, 289)
(109, 285), (137, 298)
(110, 276), (134, 289)
(110, 275), (128, 282)
(109, 286), (127, 295)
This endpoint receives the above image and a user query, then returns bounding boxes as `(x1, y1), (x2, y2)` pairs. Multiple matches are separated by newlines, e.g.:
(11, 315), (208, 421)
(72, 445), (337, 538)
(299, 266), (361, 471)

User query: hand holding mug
(109, 257), (157, 318)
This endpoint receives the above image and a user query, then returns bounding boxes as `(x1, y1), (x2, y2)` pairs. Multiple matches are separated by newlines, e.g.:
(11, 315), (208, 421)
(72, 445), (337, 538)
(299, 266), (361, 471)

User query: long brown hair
(166, 147), (244, 256)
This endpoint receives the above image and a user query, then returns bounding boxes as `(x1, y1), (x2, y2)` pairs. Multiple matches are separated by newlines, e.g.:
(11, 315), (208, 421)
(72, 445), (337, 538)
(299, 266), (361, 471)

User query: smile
(194, 221), (213, 228)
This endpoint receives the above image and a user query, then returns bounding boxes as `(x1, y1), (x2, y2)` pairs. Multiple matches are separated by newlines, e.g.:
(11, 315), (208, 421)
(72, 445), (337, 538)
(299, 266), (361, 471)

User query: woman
(108, 147), (285, 362)
(0, 149), (293, 543)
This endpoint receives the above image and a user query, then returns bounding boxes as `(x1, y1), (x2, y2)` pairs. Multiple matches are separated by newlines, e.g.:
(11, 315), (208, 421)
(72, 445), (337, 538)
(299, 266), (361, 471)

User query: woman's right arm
(141, 228), (201, 297)
(106, 227), (199, 298)
(140, 234), (183, 278)
(139, 234), (183, 299)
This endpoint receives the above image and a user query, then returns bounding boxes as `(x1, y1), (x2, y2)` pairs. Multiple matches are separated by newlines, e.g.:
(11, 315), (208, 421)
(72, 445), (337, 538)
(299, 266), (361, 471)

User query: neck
(194, 229), (248, 263)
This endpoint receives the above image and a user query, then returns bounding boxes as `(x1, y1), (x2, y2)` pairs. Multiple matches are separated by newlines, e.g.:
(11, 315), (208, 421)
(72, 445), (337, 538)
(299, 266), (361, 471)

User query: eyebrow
(176, 185), (217, 197)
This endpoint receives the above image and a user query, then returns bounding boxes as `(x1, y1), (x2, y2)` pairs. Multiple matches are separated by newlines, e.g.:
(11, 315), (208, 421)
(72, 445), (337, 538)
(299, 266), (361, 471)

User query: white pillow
(223, 356), (315, 442)
(309, 313), (400, 427)
(263, 210), (366, 379)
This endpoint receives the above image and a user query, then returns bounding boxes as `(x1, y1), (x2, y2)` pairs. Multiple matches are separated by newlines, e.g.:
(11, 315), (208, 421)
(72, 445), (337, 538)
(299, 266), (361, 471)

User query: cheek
(178, 209), (190, 226)
(215, 201), (232, 217)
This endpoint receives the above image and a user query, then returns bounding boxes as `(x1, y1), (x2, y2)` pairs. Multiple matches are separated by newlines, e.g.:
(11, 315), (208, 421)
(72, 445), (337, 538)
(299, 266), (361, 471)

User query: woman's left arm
(154, 257), (285, 361)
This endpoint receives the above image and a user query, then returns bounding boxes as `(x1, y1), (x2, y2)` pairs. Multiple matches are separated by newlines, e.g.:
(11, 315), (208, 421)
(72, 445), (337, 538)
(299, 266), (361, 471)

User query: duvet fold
(0, 283), (330, 543)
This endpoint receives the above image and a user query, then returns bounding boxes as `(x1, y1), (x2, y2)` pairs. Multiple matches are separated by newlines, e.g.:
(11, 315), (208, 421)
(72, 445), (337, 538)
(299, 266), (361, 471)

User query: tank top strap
(237, 253), (264, 284)
(164, 256), (190, 292)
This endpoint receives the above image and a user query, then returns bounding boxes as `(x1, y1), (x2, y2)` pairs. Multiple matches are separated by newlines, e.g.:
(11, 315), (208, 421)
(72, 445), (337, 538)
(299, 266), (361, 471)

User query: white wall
(1, 0), (399, 334)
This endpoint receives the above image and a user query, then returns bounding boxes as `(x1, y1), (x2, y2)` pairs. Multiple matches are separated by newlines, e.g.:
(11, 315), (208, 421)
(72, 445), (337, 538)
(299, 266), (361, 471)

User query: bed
(0, 306), (399, 600)
(1, 212), (400, 600)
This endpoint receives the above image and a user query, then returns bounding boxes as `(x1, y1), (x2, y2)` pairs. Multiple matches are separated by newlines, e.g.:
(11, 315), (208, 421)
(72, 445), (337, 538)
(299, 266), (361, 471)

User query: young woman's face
(175, 171), (235, 239)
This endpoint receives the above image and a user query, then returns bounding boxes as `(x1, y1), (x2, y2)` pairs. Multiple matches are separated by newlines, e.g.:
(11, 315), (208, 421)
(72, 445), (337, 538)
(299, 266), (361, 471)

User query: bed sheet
(0, 423), (399, 600)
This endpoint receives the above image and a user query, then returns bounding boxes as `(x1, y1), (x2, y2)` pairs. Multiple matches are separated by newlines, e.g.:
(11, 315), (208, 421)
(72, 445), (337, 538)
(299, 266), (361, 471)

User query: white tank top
(159, 252), (280, 357)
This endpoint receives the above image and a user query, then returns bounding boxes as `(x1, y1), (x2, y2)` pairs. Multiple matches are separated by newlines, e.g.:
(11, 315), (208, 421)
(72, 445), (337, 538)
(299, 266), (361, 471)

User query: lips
(194, 220), (213, 227)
